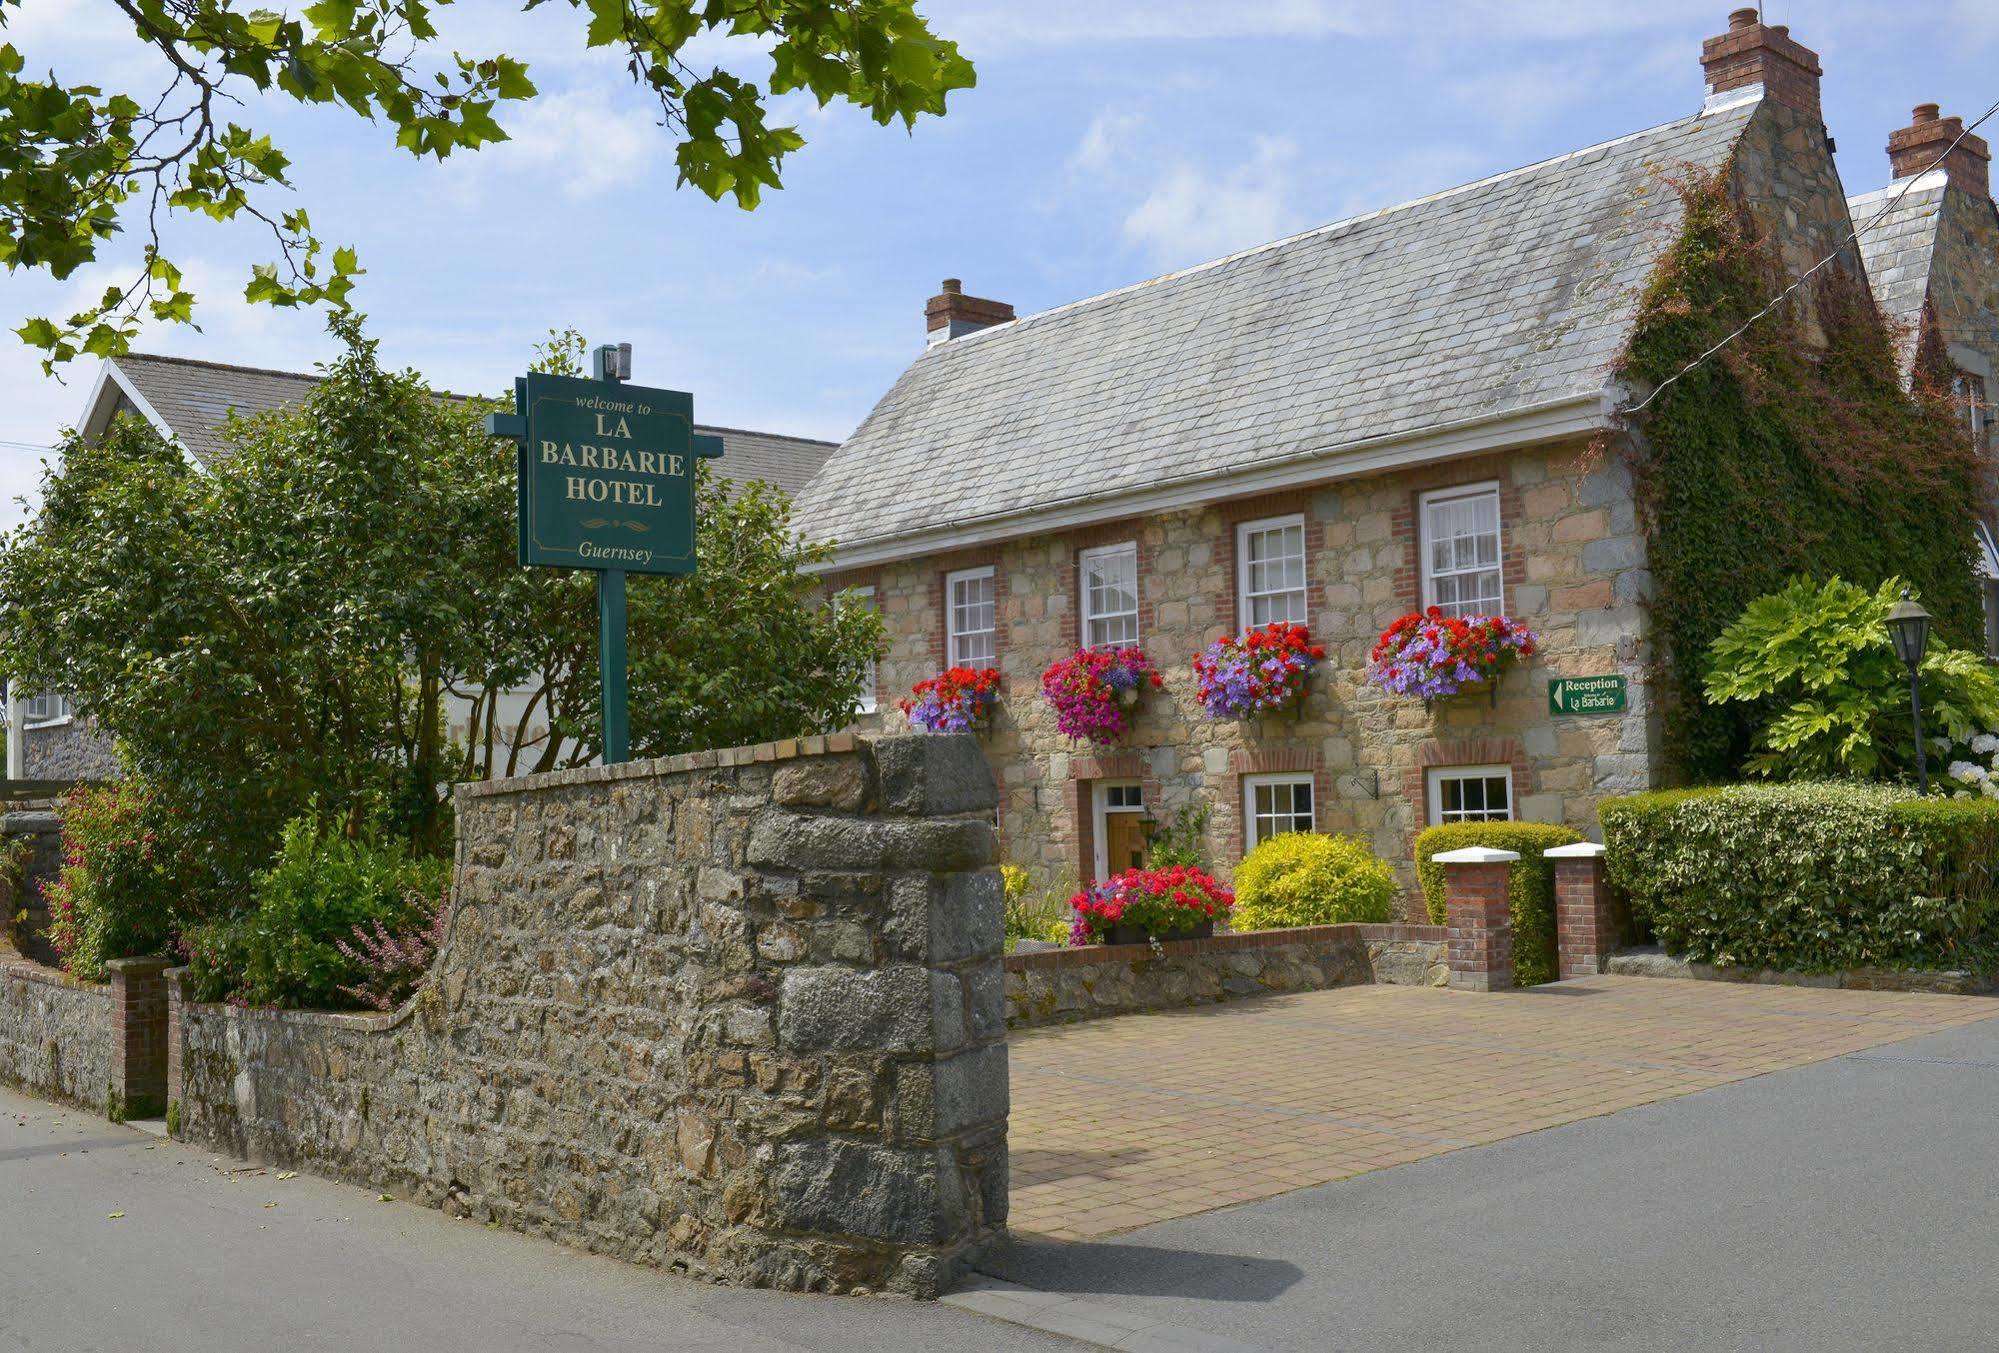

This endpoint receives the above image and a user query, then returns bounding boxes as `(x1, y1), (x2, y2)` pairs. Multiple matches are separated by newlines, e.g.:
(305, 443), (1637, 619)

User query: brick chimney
(1701, 7), (1823, 121)
(925, 278), (1014, 346)
(1889, 103), (1992, 199)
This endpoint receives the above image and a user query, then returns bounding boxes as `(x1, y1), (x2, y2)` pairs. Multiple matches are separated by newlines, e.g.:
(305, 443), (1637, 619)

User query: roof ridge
(117, 351), (321, 383)
(1847, 168), (1950, 204)
(929, 104), (1735, 354)
(695, 423), (838, 446)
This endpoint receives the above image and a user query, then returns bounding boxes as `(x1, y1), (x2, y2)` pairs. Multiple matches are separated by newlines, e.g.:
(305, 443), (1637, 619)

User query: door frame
(1091, 779), (1146, 881)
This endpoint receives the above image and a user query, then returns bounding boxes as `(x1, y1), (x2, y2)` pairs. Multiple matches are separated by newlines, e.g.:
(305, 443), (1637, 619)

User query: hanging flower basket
(1040, 646), (1164, 746)
(899, 666), (1001, 734)
(1192, 622), (1324, 721)
(1067, 865), (1236, 946)
(1368, 609), (1536, 706)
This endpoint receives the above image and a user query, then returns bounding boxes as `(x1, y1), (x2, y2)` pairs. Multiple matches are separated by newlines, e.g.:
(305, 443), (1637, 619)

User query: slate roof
(796, 100), (1762, 554)
(1849, 169), (1949, 365)
(100, 353), (837, 498)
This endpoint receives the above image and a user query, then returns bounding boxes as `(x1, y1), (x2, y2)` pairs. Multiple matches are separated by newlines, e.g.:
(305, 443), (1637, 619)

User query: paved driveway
(1007, 975), (1999, 1241)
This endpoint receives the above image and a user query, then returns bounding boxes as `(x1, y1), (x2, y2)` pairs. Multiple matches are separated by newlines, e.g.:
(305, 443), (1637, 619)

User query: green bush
(1599, 782), (1999, 973)
(42, 780), (194, 981)
(1414, 821), (1583, 988)
(1143, 804), (1211, 870)
(183, 817), (449, 1007)
(1232, 833), (1397, 931)
(1002, 864), (1075, 950)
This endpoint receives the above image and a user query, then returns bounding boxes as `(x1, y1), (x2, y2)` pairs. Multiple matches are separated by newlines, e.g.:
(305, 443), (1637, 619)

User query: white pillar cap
(1543, 842), (1608, 859)
(1432, 846), (1521, 865)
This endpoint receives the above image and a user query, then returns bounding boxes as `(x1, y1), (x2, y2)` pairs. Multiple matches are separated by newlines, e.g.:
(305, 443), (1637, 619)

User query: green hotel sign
(1548, 675), (1627, 716)
(505, 370), (723, 574)
(486, 344), (724, 764)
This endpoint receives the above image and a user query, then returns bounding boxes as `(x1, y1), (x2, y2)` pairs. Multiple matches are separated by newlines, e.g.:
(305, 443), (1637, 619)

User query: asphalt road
(0, 1087), (1081, 1353)
(980, 1010), (1999, 1351)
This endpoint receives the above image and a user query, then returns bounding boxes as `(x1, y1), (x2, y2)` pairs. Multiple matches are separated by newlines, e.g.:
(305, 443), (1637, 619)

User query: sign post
(486, 343), (724, 764)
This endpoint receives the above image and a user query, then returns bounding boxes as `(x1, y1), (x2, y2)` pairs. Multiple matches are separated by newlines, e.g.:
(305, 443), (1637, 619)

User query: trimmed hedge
(1599, 782), (1999, 974)
(1415, 821), (1584, 987)
(1233, 832), (1398, 931)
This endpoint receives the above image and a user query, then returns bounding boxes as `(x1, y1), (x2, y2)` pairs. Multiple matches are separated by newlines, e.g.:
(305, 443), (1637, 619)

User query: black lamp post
(1886, 588), (1934, 794)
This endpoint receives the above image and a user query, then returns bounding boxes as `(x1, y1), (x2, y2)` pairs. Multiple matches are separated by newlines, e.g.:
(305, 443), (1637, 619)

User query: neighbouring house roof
(83, 353), (838, 499)
(796, 98), (1763, 562)
(1849, 169), (1949, 368)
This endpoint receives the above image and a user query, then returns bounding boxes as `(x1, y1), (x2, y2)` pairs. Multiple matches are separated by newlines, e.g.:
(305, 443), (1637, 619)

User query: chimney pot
(1701, 9), (1823, 121)
(1888, 103), (1991, 199)
(925, 278), (1014, 345)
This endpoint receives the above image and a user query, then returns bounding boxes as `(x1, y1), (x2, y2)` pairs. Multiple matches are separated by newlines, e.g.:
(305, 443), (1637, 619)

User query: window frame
(1426, 764), (1514, 825)
(1242, 772), (1316, 852)
(945, 565), (996, 668)
(1418, 482), (1505, 619)
(1079, 541), (1140, 648)
(23, 692), (71, 728)
(843, 585), (879, 714)
(1236, 513), (1309, 629)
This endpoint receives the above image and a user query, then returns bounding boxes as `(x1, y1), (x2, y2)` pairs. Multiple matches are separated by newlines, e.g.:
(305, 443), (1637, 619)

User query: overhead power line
(1625, 94), (1999, 415)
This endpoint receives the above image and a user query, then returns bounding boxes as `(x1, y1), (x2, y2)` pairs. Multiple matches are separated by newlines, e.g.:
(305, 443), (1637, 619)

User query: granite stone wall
(841, 439), (1655, 913)
(1005, 924), (1447, 1028)
(21, 718), (121, 780)
(166, 733), (1008, 1298)
(0, 948), (111, 1112)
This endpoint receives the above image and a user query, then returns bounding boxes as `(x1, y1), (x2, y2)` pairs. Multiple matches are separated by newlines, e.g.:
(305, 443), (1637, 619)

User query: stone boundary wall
(0, 945), (111, 1112)
(166, 732), (1008, 1298)
(1606, 948), (1998, 996)
(1004, 924), (1447, 1027)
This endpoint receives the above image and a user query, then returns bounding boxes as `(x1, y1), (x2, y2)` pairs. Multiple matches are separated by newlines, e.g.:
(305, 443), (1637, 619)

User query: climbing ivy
(1614, 164), (1985, 782)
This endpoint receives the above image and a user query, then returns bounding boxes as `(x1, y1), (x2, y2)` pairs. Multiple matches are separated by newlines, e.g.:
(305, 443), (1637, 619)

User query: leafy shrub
(1144, 804), (1212, 870)
(1232, 833), (1396, 931)
(1414, 821), (1582, 987)
(1600, 782), (1999, 973)
(42, 781), (191, 981)
(1704, 576), (1999, 783)
(183, 817), (449, 1007)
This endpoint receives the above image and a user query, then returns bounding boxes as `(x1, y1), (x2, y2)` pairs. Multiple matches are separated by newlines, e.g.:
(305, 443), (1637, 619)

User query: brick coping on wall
(0, 941), (105, 994)
(457, 731), (865, 800)
(1004, 923), (1447, 973)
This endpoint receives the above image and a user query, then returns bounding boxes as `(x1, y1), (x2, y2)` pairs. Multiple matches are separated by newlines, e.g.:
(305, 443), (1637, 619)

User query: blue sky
(2, 1), (1994, 527)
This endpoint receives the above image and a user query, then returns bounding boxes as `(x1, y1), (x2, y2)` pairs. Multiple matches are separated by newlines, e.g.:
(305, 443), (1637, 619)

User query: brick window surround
(1389, 459), (1526, 614)
(1216, 491), (1328, 633)
(1070, 753), (1160, 883)
(1066, 520), (1153, 650)
(922, 551), (1007, 673)
(1401, 738), (1534, 833)
(1228, 746), (1331, 861)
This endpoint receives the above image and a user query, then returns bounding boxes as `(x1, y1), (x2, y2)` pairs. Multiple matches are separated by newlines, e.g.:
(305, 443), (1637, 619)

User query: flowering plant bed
(1193, 622), (1324, 720)
(899, 666), (1001, 734)
(1067, 865), (1236, 946)
(1040, 646), (1164, 745)
(1368, 608), (1536, 703)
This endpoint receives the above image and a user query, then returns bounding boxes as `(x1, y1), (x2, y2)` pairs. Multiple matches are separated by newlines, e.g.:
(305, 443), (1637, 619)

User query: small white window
(1080, 542), (1139, 647)
(1428, 765), (1513, 825)
(1237, 515), (1307, 628)
(1984, 577), (1999, 661)
(24, 693), (70, 725)
(841, 586), (878, 713)
(1955, 372), (1989, 448)
(1243, 773), (1314, 851)
(946, 566), (995, 666)
(1420, 484), (1503, 619)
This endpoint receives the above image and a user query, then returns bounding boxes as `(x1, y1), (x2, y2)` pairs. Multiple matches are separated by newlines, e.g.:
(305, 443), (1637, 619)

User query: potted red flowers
(1068, 865), (1236, 946)
(1040, 646), (1164, 746)
(1368, 609), (1536, 706)
(899, 666), (1001, 733)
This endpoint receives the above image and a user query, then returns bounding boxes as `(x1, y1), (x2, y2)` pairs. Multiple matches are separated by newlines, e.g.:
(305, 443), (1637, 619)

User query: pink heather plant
(334, 888), (451, 1012)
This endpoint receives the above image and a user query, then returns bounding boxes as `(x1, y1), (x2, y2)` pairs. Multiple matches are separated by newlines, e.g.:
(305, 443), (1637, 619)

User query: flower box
(1040, 646), (1164, 746)
(1193, 622), (1324, 720)
(1368, 609), (1536, 705)
(1068, 866), (1235, 945)
(899, 666), (1001, 734)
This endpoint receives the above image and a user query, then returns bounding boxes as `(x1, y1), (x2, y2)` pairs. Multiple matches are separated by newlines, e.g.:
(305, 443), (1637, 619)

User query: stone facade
(841, 440), (1655, 915)
(1004, 923), (1446, 1028)
(165, 733), (1008, 1298)
(20, 717), (122, 781)
(0, 946), (111, 1112)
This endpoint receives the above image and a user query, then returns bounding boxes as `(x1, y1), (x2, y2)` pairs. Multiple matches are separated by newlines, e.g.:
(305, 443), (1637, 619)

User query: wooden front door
(1103, 811), (1147, 876)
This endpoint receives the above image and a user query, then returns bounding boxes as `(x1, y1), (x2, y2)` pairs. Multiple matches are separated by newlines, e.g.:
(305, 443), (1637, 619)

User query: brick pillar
(1435, 847), (1518, 993)
(1547, 842), (1615, 979)
(106, 956), (172, 1119)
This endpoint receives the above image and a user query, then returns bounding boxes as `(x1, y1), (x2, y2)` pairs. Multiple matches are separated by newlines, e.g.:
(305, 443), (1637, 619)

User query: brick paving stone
(1006, 975), (1999, 1240)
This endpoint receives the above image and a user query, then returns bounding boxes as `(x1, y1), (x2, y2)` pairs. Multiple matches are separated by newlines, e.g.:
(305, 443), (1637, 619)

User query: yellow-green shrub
(1414, 821), (1582, 987)
(1232, 833), (1396, 931)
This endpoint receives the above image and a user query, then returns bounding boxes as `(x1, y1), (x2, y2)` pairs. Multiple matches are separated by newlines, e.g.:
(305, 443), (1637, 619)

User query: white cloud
(1068, 107), (1147, 175)
(1122, 135), (1305, 268)
(442, 87), (662, 204)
